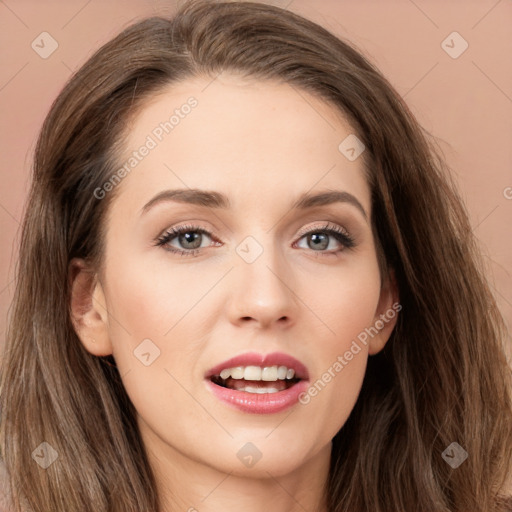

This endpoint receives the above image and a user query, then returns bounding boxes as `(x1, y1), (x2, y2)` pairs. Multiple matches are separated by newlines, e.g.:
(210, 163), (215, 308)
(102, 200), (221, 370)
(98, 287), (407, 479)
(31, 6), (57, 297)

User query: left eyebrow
(292, 190), (368, 221)
(140, 188), (368, 221)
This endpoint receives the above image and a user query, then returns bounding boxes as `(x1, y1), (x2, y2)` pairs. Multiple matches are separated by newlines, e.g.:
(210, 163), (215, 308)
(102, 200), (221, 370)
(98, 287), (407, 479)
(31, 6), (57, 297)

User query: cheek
(102, 245), (213, 342)
(100, 259), (204, 440)
(305, 253), (382, 345)
(99, 249), (214, 400)
(295, 257), (381, 439)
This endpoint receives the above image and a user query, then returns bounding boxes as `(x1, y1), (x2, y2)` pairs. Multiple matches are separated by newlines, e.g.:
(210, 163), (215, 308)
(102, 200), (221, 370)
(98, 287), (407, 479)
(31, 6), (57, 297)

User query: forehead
(113, 73), (370, 215)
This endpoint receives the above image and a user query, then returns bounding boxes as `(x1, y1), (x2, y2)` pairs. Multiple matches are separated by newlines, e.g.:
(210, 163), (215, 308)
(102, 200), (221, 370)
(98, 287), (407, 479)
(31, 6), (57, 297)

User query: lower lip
(205, 379), (309, 414)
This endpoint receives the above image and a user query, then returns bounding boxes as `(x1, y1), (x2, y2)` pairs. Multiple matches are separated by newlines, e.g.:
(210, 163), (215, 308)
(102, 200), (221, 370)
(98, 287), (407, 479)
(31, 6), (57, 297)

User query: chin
(202, 435), (324, 478)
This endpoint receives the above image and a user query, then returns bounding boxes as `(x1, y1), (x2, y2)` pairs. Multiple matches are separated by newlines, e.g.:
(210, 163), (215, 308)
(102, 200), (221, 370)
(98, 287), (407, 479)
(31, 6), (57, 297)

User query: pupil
(179, 232), (201, 249)
(309, 233), (328, 250)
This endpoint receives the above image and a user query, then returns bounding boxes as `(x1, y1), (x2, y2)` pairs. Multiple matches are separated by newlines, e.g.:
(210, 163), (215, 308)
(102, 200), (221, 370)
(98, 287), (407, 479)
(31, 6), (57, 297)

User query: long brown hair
(1, 1), (511, 511)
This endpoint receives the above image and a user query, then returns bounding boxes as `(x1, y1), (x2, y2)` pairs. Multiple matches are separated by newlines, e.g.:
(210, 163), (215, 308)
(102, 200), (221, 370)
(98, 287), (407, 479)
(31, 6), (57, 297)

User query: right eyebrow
(141, 189), (230, 214)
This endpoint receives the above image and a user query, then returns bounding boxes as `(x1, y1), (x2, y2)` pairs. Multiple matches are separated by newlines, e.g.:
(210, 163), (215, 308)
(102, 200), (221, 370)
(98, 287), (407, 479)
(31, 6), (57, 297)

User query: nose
(226, 245), (299, 329)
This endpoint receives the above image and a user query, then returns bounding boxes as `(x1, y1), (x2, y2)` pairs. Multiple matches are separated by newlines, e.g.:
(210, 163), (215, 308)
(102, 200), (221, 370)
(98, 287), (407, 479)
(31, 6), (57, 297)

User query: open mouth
(210, 375), (301, 394)
(209, 365), (302, 394)
(205, 357), (310, 413)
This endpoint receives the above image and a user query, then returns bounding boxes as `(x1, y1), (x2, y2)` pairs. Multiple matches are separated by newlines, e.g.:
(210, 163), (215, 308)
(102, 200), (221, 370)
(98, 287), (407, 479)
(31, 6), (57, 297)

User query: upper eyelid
(296, 222), (350, 237)
(160, 221), (349, 237)
(158, 222), (352, 247)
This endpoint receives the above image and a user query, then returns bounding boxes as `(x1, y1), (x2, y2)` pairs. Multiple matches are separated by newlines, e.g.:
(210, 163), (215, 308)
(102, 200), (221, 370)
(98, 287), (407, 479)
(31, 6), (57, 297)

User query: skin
(70, 72), (399, 512)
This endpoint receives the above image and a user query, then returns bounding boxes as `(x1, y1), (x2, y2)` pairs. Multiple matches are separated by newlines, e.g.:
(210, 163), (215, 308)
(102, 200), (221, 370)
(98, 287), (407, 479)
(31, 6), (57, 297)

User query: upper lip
(205, 351), (309, 380)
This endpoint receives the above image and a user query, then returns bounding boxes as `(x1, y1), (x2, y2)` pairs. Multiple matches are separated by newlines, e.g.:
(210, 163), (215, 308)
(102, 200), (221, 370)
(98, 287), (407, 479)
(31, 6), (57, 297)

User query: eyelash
(154, 222), (356, 258)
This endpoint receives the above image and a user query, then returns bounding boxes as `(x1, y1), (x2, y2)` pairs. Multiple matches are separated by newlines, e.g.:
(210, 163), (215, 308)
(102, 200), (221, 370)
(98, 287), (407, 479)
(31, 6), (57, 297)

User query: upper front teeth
(219, 365), (295, 381)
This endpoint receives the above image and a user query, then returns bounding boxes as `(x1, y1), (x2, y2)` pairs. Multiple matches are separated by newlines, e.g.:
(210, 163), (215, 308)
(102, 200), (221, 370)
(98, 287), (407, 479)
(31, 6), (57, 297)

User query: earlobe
(69, 257), (112, 357)
(368, 268), (400, 355)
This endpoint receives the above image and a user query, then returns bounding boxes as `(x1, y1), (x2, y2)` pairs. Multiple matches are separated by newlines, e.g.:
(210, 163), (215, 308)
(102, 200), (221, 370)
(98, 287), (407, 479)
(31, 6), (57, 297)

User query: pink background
(0, 0), (511, 359)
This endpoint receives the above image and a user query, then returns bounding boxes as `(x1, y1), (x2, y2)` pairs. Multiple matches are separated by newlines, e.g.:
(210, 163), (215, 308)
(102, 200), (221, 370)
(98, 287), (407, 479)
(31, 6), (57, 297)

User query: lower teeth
(238, 385), (280, 394)
(211, 376), (298, 393)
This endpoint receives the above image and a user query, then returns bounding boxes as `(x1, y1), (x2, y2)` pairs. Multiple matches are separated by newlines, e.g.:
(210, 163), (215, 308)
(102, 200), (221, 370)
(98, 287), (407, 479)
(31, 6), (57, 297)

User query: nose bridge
(228, 232), (297, 326)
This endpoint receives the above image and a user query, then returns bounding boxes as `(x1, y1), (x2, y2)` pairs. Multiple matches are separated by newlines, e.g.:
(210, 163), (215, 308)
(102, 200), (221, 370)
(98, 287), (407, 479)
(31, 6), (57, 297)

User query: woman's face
(73, 73), (398, 479)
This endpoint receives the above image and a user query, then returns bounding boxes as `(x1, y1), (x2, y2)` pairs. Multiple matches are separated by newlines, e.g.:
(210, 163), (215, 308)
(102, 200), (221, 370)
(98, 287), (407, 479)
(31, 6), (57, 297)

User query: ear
(69, 257), (112, 356)
(368, 268), (400, 355)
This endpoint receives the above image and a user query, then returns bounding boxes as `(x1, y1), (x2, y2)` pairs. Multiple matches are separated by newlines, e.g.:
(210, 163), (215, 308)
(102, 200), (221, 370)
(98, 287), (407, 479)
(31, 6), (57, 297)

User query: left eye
(295, 230), (345, 251)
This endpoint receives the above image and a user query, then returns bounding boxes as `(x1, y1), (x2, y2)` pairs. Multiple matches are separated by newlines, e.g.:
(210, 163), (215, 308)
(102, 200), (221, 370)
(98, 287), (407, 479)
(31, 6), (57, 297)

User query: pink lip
(204, 351), (310, 415)
(205, 351), (309, 380)
(205, 378), (309, 414)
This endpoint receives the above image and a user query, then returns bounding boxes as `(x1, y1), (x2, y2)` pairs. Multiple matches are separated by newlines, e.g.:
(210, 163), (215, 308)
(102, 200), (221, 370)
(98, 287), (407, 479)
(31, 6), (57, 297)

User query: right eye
(155, 224), (220, 256)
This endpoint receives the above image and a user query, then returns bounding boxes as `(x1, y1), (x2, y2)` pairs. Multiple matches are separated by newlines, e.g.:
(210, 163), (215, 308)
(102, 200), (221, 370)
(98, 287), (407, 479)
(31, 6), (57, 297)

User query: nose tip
(227, 260), (297, 329)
